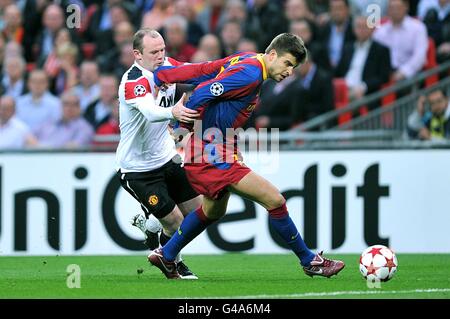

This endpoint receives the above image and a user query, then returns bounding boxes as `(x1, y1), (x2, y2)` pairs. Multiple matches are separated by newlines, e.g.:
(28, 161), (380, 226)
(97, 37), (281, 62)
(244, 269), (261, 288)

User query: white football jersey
(116, 58), (180, 172)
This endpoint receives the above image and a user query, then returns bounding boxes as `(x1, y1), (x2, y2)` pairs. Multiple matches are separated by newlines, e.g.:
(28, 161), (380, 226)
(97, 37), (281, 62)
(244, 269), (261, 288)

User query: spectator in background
(219, 20), (243, 56)
(190, 49), (210, 62)
(419, 0), (450, 63)
(163, 15), (197, 62)
(113, 42), (135, 80)
(220, 0), (247, 33)
(92, 3), (133, 56)
(84, 74), (118, 129)
(20, 0), (50, 62)
(40, 27), (72, 70)
(373, 0), (428, 81)
(0, 95), (37, 149)
(417, 0), (450, 20)
(40, 28), (82, 94)
(73, 61), (101, 113)
(35, 91), (94, 148)
(51, 42), (79, 95)
(4, 40), (24, 59)
(290, 18), (330, 71)
(33, 4), (67, 63)
(0, 1), (12, 31)
(309, 0), (331, 26)
(97, 21), (135, 73)
(87, 0), (135, 48)
(141, 0), (175, 31)
(349, 0), (389, 17)
(237, 38), (258, 52)
(174, 0), (205, 46)
(408, 89), (450, 140)
(1, 55), (27, 99)
(254, 49), (334, 131)
(133, 0), (156, 22)
(197, 33), (222, 60)
(284, 0), (316, 23)
(335, 15), (391, 105)
(318, 0), (355, 73)
(246, 0), (288, 51)
(16, 69), (61, 134)
(2, 4), (25, 44)
(196, 0), (227, 34)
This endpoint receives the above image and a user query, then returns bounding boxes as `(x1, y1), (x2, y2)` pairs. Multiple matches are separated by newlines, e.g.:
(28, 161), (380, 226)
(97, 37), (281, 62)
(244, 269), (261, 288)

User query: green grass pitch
(1, 254), (450, 299)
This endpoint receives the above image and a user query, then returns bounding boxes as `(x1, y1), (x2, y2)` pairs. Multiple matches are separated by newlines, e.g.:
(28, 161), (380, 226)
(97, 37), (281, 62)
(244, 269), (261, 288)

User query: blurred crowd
(0, 0), (449, 150)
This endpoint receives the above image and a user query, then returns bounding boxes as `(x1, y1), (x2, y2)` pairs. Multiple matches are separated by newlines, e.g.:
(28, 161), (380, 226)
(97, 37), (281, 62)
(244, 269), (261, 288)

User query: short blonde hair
(57, 42), (78, 59)
(133, 29), (162, 53)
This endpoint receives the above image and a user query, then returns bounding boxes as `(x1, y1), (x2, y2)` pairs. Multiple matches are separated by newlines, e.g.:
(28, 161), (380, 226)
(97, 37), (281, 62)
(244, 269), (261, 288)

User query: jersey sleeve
(185, 64), (261, 111)
(123, 76), (174, 122)
(153, 57), (229, 86)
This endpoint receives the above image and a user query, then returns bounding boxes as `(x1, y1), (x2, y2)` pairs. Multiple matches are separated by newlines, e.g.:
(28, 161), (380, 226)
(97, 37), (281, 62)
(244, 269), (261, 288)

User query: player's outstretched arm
(154, 57), (229, 87)
(123, 78), (198, 123)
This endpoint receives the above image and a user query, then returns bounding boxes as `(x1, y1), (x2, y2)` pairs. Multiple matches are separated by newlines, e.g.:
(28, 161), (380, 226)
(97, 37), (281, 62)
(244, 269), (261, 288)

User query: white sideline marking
(210, 288), (450, 299)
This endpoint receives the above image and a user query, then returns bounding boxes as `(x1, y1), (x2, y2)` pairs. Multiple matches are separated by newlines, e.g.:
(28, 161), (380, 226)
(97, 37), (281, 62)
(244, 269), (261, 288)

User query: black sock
(160, 232), (171, 246)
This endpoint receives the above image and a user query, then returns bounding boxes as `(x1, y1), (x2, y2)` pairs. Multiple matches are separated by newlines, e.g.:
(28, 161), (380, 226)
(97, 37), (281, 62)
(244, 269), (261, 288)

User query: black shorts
(118, 156), (199, 219)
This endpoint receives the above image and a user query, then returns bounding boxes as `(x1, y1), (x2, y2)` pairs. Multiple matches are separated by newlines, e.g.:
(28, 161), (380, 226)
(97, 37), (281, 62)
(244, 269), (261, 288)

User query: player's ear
(133, 49), (142, 60)
(268, 49), (278, 62)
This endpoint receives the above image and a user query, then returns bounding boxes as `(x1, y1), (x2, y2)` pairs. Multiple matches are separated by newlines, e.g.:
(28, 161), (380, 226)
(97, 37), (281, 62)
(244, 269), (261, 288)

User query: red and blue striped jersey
(154, 52), (268, 139)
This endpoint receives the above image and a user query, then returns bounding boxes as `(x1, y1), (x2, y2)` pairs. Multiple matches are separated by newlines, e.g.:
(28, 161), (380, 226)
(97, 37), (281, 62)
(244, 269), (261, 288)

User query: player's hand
(171, 93), (199, 123)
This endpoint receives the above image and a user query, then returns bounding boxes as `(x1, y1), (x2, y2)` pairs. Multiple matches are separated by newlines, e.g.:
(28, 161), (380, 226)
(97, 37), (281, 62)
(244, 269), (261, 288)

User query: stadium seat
(381, 76), (396, 107)
(379, 76), (396, 128)
(82, 43), (96, 59)
(424, 37), (439, 87)
(333, 78), (351, 125)
(26, 63), (36, 72)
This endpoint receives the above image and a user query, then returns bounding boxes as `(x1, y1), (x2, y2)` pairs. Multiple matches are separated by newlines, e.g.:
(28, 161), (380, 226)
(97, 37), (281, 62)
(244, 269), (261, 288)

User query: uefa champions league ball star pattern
(134, 84), (147, 96)
(359, 245), (398, 282)
(210, 82), (224, 96)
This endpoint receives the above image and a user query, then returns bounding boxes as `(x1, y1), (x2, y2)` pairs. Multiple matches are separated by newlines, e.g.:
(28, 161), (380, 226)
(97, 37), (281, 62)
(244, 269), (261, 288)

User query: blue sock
(162, 207), (214, 261)
(269, 208), (315, 267)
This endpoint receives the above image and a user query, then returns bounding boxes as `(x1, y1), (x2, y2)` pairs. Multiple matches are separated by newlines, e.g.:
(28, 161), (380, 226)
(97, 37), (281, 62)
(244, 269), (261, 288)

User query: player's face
(268, 51), (298, 82)
(134, 35), (166, 71)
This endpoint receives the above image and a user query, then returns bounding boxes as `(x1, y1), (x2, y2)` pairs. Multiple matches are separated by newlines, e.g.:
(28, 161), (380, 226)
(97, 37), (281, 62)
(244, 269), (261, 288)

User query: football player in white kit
(116, 29), (200, 279)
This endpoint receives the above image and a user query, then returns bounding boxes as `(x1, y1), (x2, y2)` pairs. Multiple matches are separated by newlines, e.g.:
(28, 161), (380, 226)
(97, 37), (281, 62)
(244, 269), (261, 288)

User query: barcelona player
(149, 33), (345, 279)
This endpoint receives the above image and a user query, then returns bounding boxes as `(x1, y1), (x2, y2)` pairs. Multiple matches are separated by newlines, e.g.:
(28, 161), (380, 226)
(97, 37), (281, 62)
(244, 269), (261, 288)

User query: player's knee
(267, 194), (286, 211)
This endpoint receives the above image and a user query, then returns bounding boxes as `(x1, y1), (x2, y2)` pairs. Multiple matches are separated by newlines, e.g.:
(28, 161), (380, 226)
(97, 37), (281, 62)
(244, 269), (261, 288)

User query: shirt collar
(390, 16), (410, 29)
(133, 61), (152, 77)
(256, 54), (268, 80)
(355, 39), (372, 49)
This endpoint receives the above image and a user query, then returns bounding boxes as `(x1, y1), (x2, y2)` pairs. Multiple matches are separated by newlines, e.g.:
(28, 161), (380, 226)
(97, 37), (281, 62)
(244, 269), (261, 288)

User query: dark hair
(265, 33), (308, 64)
(331, 0), (349, 7)
(427, 88), (447, 98)
(133, 29), (162, 53)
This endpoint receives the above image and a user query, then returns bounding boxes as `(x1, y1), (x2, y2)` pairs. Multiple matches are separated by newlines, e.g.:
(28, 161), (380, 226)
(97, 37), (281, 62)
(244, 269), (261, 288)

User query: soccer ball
(359, 245), (398, 282)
